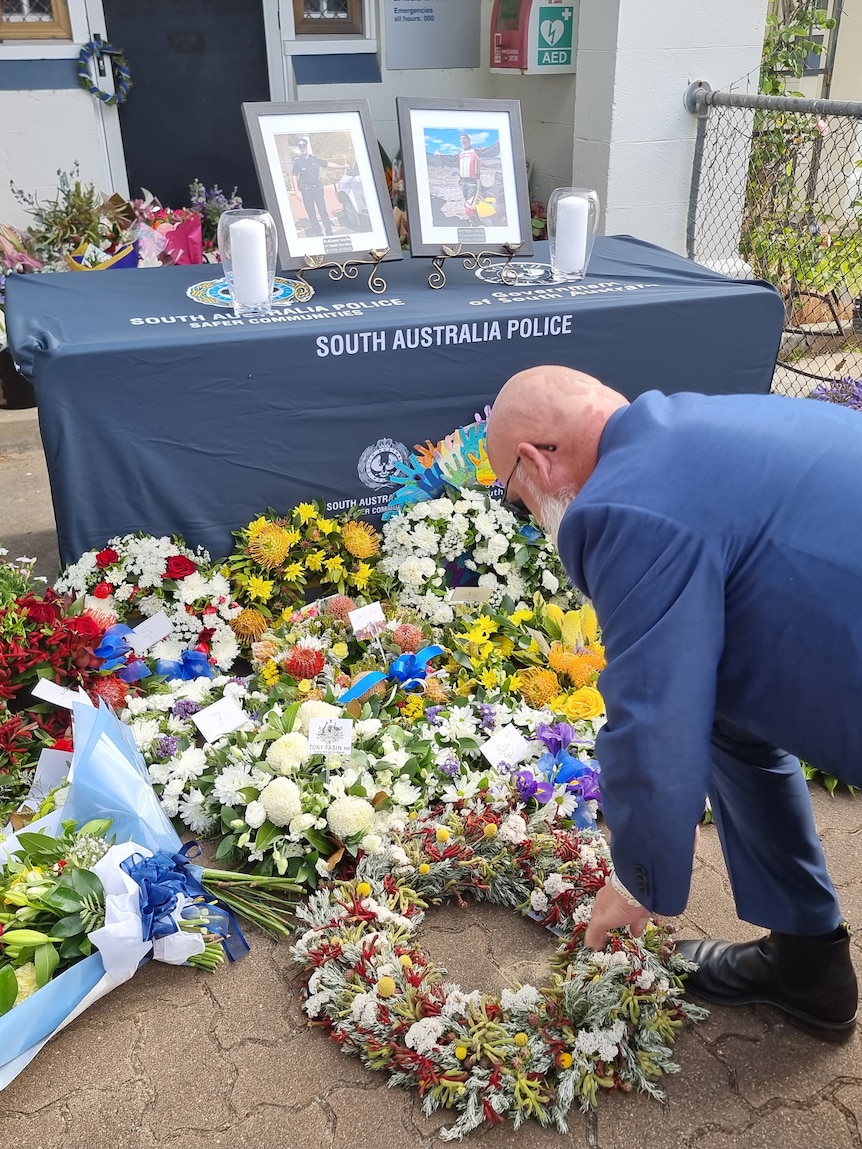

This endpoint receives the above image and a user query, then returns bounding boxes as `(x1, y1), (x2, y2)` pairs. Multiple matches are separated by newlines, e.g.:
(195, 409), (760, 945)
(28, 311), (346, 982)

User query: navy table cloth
(6, 236), (784, 566)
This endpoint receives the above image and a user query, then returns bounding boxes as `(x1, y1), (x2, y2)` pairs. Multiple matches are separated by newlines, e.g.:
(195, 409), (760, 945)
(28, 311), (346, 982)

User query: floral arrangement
(132, 191), (203, 266)
(379, 489), (567, 624)
(0, 224), (42, 352)
(54, 534), (240, 671)
(189, 179), (243, 256)
(293, 797), (703, 1139)
(227, 503), (385, 640)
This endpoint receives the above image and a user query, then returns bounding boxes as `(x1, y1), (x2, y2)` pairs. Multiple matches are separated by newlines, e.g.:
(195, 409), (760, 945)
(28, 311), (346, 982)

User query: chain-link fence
(687, 85), (862, 398)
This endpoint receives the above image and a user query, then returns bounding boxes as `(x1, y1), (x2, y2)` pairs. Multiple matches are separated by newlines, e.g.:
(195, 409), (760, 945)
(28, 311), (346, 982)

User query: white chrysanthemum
(266, 732), (311, 774)
(360, 832), (383, 854)
(130, 718), (162, 750)
(179, 788), (215, 833)
(212, 764), (254, 807)
(298, 699), (341, 735)
(391, 779), (421, 806)
(326, 795), (375, 841)
(244, 799), (267, 828)
(148, 760), (172, 786)
(260, 777), (302, 827)
(169, 746), (207, 783)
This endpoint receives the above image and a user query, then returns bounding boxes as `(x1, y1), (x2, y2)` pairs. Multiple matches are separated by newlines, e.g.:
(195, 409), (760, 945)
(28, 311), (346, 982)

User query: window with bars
(293, 0), (364, 36)
(0, 0), (72, 39)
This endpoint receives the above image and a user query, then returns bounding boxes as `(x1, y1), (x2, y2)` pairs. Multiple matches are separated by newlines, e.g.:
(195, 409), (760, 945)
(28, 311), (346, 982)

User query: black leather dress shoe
(676, 926), (858, 1043)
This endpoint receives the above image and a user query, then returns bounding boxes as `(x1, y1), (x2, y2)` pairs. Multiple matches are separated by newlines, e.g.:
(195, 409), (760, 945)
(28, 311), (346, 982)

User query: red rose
(163, 555), (197, 580)
(17, 594), (60, 626)
(96, 548), (120, 568)
(92, 581), (113, 599)
(63, 615), (102, 641)
(53, 737), (74, 751)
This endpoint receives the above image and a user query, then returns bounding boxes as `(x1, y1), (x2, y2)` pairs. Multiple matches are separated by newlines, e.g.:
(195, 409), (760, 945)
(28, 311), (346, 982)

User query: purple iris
(535, 721), (589, 756)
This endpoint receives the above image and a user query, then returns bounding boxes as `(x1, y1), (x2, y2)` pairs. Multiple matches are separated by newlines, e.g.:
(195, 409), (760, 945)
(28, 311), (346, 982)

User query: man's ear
(518, 442), (554, 489)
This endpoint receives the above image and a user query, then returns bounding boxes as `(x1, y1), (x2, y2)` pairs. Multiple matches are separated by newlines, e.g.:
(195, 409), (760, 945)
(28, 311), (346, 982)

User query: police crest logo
(357, 438), (410, 489)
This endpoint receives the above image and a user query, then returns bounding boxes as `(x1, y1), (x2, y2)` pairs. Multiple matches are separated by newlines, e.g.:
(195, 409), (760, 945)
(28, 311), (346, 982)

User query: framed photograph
(242, 100), (402, 272)
(396, 97), (533, 259)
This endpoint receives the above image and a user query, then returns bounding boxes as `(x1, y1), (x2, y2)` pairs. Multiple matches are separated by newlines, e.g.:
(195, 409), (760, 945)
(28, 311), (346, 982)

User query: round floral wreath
(77, 40), (132, 106)
(293, 800), (704, 1140)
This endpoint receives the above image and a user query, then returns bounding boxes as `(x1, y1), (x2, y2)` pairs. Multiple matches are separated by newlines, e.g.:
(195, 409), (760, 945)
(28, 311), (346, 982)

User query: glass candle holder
(217, 208), (277, 318)
(547, 188), (600, 282)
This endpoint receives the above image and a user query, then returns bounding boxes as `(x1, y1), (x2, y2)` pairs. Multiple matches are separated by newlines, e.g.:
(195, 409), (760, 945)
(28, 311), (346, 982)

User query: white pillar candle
(229, 218), (269, 306)
(555, 195), (590, 275)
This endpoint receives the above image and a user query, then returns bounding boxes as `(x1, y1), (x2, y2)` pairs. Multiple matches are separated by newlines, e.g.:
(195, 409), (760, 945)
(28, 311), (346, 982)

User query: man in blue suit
(486, 364), (861, 1042)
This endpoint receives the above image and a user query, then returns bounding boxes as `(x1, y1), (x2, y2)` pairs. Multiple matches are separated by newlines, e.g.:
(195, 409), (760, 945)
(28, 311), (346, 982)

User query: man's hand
(583, 882), (651, 950)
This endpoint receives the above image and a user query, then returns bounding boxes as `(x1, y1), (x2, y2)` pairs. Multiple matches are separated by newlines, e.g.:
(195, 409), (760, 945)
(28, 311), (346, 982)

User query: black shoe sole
(684, 983), (857, 1043)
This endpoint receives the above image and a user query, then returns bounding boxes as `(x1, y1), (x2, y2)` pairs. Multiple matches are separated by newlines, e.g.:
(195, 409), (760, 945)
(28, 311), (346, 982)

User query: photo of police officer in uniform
(275, 132), (372, 239)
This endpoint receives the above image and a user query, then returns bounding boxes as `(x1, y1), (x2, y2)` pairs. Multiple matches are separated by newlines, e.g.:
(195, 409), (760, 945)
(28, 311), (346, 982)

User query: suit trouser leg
(708, 718), (841, 935)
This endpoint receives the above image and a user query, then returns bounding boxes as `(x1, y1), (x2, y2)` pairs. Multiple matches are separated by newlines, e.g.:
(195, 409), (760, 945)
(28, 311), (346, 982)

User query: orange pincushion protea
(231, 607), (268, 642)
(423, 676), (449, 704)
(341, 520), (380, 559)
(325, 595), (357, 622)
(88, 674), (130, 709)
(548, 643), (606, 689)
(284, 645), (326, 680)
(392, 623), (424, 653)
(517, 667), (561, 708)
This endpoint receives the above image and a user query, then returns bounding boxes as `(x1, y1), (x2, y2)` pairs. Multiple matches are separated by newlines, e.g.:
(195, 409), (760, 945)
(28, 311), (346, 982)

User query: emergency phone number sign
(384, 0), (482, 71)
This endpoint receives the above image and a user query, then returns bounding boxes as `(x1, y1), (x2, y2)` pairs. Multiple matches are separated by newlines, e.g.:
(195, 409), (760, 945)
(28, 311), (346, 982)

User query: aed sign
(536, 5), (573, 67)
(489, 0), (577, 76)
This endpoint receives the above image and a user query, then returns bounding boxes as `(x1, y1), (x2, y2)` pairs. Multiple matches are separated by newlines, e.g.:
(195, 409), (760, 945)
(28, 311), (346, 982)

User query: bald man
(486, 366), (862, 1042)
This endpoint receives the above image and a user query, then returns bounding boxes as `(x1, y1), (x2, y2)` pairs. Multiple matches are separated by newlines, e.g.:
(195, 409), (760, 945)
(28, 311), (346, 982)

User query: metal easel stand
(296, 248), (391, 295)
(428, 242), (524, 290)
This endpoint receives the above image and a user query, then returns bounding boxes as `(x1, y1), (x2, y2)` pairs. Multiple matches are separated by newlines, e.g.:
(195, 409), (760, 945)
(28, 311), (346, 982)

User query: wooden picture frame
(242, 100), (402, 272)
(396, 97), (533, 259)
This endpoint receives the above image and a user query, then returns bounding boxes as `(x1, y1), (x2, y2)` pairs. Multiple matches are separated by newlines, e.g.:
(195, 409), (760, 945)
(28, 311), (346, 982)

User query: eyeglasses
(500, 444), (556, 521)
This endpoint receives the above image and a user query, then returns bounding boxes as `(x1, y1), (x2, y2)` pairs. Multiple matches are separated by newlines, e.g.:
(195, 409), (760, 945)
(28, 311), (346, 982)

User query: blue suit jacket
(556, 390), (862, 915)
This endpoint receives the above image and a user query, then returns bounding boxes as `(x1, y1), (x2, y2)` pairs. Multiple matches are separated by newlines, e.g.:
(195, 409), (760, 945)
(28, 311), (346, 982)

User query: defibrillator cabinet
(489, 0), (577, 75)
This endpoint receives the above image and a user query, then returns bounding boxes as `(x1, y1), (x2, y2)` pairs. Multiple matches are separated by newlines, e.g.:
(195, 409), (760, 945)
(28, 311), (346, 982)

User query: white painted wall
(574, 0), (770, 256)
(830, 0), (862, 101)
(288, 0), (577, 206)
(0, 89), (109, 229)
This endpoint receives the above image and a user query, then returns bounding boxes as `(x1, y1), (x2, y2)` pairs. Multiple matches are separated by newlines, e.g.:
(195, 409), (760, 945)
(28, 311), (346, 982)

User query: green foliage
(760, 3), (836, 97)
(11, 164), (132, 264)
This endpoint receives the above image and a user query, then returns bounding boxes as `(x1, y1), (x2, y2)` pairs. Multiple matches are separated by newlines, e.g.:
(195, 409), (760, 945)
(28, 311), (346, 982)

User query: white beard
(519, 471), (580, 548)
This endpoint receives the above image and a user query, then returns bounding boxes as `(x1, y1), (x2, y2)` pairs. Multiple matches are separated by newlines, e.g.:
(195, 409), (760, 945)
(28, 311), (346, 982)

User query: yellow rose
(332, 641), (349, 660)
(552, 686), (605, 721)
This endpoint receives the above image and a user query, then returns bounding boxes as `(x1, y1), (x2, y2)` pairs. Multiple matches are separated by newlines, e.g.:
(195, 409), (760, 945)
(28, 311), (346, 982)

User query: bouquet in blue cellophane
(0, 700), (297, 1090)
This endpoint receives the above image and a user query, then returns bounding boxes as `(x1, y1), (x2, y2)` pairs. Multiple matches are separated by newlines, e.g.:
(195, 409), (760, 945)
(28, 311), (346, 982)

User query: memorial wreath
(293, 795), (703, 1140)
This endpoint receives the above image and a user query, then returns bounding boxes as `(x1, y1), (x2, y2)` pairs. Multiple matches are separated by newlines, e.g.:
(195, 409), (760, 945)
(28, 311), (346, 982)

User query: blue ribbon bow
(94, 624), (151, 682)
(339, 645), (445, 704)
(156, 649), (214, 681)
(121, 844), (248, 962)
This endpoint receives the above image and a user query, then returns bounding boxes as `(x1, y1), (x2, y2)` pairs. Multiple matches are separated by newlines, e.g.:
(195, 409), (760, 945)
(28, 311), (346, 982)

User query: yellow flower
(246, 575), (274, 603)
(295, 502), (318, 523)
(401, 695), (425, 721)
(283, 561), (305, 583)
(342, 520), (381, 559)
(418, 863), (431, 875)
(509, 608), (533, 626)
(549, 643), (606, 688)
(435, 827), (450, 843)
(376, 976), (397, 998)
(332, 641), (349, 660)
(297, 679), (316, 695)
(454, 1044), (468, 1060)
(483, 823), (498, 839)
(316, 517), (338, 534)
(398, 954), (413, 968)
(231, 608), (268, 642)
(325, 556), (345, 575)
(304, 549), (326, 572)
(248, 523), (293, 569)
(513, 1032), (529, 1047)
(479, 667), (499, 690)
(13, 962), (38, 1007)
(281, 606), (295, 623)
(356, 881), (372, 897)
(517, 667), (561, 708)
(556, 1051), (573, 1070)
(283, 527), (302, 546)
(581, 602), (599, 646)
(352, 562), (373, 592)
(507, 672), (522, 692)
(261, 660), (280, 688)
(464, 618), (498, 644)
(496, 636), (515, 660)
(456, 678), (476, 698)
(551, 685), (605, 722)
(246, 516), (269, 541)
